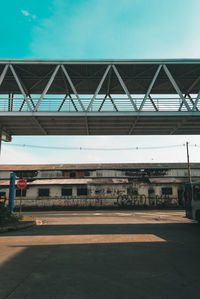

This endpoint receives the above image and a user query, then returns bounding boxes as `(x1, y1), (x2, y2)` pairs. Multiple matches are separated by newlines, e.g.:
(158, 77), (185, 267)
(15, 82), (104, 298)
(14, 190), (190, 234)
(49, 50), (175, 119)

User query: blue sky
(1, 0), (199, 59)
(0, 0), (200, 164)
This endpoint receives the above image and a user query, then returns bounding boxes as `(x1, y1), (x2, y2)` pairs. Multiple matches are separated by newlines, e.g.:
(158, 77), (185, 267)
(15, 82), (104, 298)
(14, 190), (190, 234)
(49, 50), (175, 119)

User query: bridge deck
(1, 112), (200, 135)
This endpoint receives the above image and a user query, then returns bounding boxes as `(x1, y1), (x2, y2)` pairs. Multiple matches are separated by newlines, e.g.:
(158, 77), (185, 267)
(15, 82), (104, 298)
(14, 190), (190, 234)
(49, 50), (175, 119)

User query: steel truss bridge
(0, 59), (200, 142)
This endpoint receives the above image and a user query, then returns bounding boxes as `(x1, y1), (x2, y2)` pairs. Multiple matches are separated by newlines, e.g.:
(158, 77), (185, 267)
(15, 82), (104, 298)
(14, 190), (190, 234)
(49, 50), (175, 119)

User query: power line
(4, 143), (186, 151)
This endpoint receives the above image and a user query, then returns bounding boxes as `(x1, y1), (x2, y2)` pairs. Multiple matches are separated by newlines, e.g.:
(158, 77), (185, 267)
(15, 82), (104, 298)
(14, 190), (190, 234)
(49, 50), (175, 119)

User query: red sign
(17, 179), (27, 189)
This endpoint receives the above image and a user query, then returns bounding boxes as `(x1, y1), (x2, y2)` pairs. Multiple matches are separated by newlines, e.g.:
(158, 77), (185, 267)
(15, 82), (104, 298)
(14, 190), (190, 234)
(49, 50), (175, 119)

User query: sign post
(17, 179), (27, 214)
(9, 172), (16, 213)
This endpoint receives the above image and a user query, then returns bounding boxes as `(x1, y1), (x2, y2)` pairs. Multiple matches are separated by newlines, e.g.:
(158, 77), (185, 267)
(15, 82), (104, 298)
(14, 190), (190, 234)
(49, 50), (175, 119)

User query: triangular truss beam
(87, 64), (138, 111)
(0, 62), (198, 113)
(139, 64), (192, 112)
(0, 64), (32, 111)
(98, 95), (118, 112)
(163, 65), (191, 111)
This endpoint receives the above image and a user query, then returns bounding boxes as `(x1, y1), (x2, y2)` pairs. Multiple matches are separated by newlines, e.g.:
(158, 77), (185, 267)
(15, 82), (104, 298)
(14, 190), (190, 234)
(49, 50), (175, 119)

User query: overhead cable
(4, 143), (186, 151)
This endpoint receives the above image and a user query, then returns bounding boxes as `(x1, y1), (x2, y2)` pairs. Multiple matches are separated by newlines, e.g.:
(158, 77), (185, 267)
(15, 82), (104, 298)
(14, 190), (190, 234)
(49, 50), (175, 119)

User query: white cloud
(21, 10), (30, 17)
(21, 9), (36, 20)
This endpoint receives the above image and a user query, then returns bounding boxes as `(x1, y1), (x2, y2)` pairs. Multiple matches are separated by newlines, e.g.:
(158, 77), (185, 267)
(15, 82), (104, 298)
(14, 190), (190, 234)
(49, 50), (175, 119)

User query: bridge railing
(0, 94), (197, 112)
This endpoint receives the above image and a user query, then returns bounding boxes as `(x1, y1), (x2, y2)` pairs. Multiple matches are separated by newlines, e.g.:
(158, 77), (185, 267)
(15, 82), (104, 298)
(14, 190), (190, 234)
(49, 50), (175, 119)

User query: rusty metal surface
(0, 162), (200, 171)
(0, 178), (128, 186)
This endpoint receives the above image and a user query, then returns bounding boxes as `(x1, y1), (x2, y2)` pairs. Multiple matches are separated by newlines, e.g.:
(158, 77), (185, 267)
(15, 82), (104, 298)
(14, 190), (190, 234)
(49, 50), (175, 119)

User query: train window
(70, 172), (76, 178)
(38, 189), (49, 197)
(16, 189), (26, 197)
(148, 189), (154, 194)
(62, 188), (72, 196)
(107, 189), (112, 194)
(95, 189), (102, 195)
(162, 187), (172, 195)
(77, 188), (88, 196)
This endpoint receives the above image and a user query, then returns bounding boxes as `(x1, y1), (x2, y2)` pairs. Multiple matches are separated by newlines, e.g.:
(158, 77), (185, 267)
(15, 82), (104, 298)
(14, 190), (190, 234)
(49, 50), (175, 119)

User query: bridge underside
(0, 59), (200, 138)
(1, 113), (200, 136)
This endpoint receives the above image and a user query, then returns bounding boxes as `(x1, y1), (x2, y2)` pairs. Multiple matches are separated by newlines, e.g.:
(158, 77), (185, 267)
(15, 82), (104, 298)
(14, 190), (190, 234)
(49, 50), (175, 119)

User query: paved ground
(0, 210), (200, 299)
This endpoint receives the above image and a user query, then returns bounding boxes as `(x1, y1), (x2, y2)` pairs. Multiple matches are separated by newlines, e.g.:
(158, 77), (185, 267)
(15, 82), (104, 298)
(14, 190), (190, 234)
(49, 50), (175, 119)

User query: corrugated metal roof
(31, 179), (89, 185)
(149, 178), (188, 183)
(0, 178), (128, 186)
(0, 163), (200, 171)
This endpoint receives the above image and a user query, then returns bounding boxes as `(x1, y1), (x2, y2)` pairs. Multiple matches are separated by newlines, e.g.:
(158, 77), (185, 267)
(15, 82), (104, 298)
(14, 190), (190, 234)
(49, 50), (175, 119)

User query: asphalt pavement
(0, 210), (200, 299)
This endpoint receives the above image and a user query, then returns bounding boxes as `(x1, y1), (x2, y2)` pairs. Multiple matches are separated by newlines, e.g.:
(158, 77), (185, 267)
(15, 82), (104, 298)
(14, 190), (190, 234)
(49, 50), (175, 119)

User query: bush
(0, 205), (22, 224)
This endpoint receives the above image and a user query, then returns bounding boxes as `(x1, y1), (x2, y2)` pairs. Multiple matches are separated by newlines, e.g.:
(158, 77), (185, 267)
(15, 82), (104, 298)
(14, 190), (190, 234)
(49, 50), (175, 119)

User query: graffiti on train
(115, 194), (179, 207)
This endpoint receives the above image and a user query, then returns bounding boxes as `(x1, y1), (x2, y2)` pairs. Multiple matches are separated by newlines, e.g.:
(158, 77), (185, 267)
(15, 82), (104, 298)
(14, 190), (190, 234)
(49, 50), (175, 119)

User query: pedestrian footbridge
(0, 59), (200, 142)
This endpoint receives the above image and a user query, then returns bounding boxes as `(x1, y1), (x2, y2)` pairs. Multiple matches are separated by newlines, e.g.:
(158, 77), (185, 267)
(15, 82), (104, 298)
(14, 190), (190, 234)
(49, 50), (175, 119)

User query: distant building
(0, 163), (199, 208)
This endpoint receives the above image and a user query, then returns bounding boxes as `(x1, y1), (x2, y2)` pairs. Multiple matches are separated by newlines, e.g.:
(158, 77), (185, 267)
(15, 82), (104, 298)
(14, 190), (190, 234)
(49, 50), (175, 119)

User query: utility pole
(186, 141), (192, 183)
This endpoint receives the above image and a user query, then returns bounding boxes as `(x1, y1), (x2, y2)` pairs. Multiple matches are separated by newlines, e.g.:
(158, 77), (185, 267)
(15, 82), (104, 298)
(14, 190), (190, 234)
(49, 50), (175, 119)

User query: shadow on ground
(1, 222), (200, 299)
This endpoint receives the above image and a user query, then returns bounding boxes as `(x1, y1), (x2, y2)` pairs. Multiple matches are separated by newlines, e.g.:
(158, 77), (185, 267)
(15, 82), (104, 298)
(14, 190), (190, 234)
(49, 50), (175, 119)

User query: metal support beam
(112, 65), (138, 111)
(106, 67), (112, 95)
(192, 90), (200, 111)
(1, 111), (200, 117)
(98, 68), (113, 112)
(98, 95), (107, 112)
(108, 95), (118, 111)
(179, 94), (198, 112)
(29, 95), (36, 110)
(170, 117), (190, 135)
(188, 94), (198, 111)
(69, 95), (78, 111)
(59, 72), (78, 112)
(178, 74), (200, 111)
(32, 117), (48, 134)
(87, 65), (111, 111)
(61, 65), (85, 111)
(163, 65), (191, 111)
(58, 95), (68, 112)
(19, 95), (36, 112)
(128, 117), (139, 135)
(8, 93), (14, 112)
(0, 64), (9, 87)
(148, 95), (158, 111)
(34, 65), (60, 111)
(19, 99), (26, 111)
(9, 65), (32, 111)
(139, 65), (162, 111)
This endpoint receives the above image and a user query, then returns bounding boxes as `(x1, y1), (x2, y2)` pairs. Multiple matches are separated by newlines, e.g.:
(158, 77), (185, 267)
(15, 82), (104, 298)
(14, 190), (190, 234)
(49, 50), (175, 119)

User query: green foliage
(0, 205), (23, 224)
(13, 213), (24, 221)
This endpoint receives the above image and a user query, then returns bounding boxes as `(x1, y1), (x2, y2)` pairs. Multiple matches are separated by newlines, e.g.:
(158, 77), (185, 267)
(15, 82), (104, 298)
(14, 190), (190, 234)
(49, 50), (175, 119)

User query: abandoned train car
(0, 163), (199, 208)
